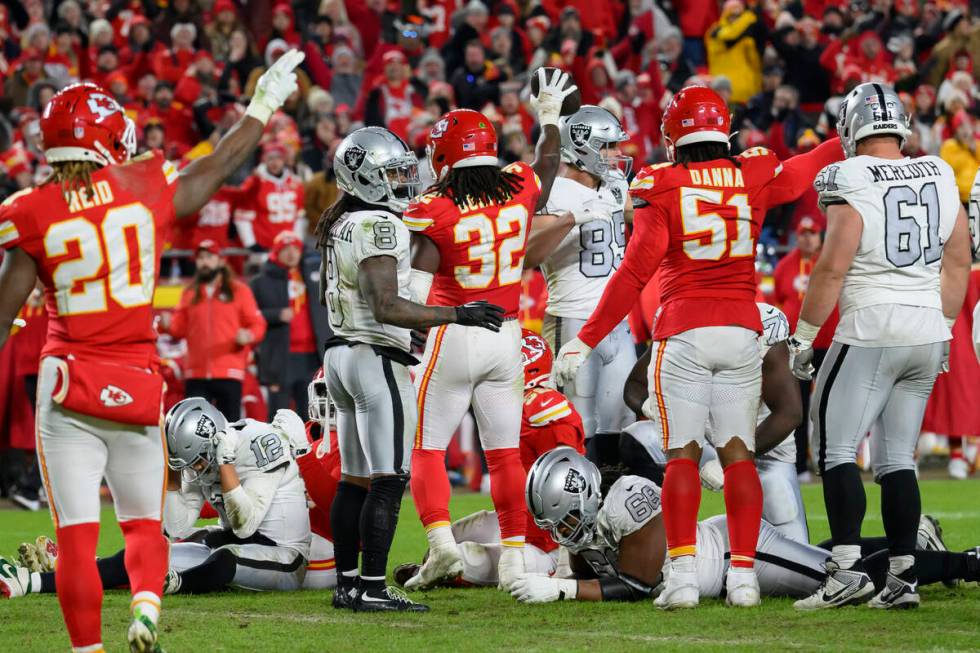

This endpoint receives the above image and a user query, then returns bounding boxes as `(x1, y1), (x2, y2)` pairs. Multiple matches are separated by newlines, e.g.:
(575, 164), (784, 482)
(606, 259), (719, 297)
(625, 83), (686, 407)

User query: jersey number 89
(578, 210), (626, 277)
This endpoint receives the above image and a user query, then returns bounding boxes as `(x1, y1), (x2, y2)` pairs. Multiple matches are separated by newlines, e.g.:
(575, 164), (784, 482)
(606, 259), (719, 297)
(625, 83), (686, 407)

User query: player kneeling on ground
(507, 448), (980, 604)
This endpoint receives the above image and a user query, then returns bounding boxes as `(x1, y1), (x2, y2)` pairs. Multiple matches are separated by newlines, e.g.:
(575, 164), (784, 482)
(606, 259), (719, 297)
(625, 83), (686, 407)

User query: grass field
(1, 479), (979, 652)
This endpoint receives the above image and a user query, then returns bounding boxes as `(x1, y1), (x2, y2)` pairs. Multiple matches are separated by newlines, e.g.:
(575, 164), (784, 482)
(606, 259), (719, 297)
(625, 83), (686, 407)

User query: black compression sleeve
(598, 572), (657, 602)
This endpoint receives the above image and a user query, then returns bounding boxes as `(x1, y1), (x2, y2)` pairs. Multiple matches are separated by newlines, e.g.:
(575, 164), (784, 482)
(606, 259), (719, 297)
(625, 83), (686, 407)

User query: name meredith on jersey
(866, 160), (942, 183)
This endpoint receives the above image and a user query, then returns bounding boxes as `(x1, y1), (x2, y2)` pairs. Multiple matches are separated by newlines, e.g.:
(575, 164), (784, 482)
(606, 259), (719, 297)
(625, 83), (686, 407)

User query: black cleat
(354, 586), (429, 613)
(332, 586), (357, 610)
(393, 563), (421, 588)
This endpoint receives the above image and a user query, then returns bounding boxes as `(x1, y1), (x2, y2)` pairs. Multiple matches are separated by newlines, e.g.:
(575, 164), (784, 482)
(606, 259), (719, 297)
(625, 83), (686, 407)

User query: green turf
(1, 480), (979, 652)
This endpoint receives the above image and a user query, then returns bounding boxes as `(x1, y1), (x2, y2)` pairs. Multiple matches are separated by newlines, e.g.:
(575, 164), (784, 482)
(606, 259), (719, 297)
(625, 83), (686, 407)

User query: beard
(196, 266), (220, 282)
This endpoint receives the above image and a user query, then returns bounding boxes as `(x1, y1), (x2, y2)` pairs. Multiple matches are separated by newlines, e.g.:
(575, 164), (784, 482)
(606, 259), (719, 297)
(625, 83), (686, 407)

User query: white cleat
(18, 536), (57, 573)
(127, 615), (163, 653)
(404, 543), (463, 591)
(497, 546), (526, 591)
(794, 560), (874, 611)
(0, 557), (31, 599)
(948, 457), (969, 480)
(654, 566), (699, 610)
(725, 568), (760, 607)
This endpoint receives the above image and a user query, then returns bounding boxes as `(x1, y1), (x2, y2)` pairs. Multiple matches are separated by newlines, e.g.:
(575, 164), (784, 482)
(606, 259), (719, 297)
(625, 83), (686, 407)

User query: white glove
(571, 195), (620, 225)
(245, 49), (305, 124)
(553, 337), (592, 388)
(787, 336), (815, 381)
(699, 458), (725, 492)
(272, 409), (310, 456)
(529, 67), (577, 127)
(553, 547), (574, 579)
(212, 430), (238, 466)
(509, 573), (577, 603)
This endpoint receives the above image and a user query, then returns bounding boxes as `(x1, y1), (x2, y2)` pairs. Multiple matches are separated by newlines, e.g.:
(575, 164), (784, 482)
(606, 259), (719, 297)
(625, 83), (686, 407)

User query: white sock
(889, 555), (914, 576)
(671, 555), (696, 574)
(831, 545), (862, 570)
(426, 524), (457, 549)
(29, 572), (42, 594)
(130, 591), (161, 625)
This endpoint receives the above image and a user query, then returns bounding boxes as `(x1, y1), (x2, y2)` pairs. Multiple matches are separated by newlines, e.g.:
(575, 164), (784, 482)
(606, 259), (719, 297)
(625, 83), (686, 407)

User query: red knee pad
(485, 448), (526, 540)
(119, 519), (168, 597)
(55, 523), (103, 648)
(410, 449), (452, 527)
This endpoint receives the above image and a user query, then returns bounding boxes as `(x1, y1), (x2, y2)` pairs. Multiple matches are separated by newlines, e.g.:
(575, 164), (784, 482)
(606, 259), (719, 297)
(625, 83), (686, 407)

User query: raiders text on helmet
(836, 82), (910, 158)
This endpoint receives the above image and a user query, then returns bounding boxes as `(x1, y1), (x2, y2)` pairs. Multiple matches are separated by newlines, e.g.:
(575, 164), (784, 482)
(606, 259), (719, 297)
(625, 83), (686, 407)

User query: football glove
(787, 335), (814, 381)
(455, 300), (505, 331)
(553, 337), (592, 388)
(245, 49), (305, 124)
(570, 195), (621, 225)
(212, 430), (237, 466)
(509, 573), (577, 603)
(529, 68), (577, 127)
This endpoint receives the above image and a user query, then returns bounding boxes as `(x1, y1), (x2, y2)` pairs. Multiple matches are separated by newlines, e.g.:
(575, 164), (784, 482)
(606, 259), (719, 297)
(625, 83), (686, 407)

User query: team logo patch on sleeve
(564, 468), (586, 493)
(570, 123), (591, 147)
(343, 146), (366, 171)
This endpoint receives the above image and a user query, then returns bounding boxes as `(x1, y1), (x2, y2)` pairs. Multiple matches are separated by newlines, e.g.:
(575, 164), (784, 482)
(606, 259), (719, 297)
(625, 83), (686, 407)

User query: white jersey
(540, 175), (628, 319)
(814, 155), (960, 346)
(969, 168), (980, 260)
(175, 418), (311, 557)
(324, 209), (412, 351)
(756, 303), (795, 464)
(566, 475), (661, 576)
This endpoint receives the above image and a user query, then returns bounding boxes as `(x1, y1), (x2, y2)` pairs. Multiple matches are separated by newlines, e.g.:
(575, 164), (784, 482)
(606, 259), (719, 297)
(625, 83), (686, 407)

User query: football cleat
(162, 569), (182, 595)
(654, 565), (699, 610)
(917, 515), (957, 588)
(725, 568), (760, 607)
(794, 559), (874, 611)
(353, 586), (429, 613)
(404, 543), (462, 591)
(0, 556), (31, 599)
(332, 585), (358, 610)
(18, 536), (57, 573)
(128, 613), (165, 653)
(393, 563), (421, 588)
(497, 546), (526, 592)
(867, 567), (919, 610)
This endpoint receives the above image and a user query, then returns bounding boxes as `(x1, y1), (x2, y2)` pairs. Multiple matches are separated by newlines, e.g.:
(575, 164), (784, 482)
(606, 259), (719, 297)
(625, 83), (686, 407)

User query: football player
(553, 85), (844, 609)
(509, 449), (980, 604)
(622, 303), (808, 543)
(393, 330), (586, 587)
(524, 105), (637, 465)
(404, 69), (576, 592)
(787, 83), (973, 610)
(0, 50), (304, 653)
(969, 170), (980, 361)
(314, 127), (504, 612)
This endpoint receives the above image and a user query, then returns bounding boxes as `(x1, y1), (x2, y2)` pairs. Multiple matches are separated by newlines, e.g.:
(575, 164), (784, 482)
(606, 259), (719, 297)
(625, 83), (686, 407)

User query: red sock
(662, 458), (701, 559)
(410, 449), (452, 527)
(55, 523), (103, 649)
(723, 459), (763, 568)
(119, 519), (168, 598)
(485, 448), (526, 542)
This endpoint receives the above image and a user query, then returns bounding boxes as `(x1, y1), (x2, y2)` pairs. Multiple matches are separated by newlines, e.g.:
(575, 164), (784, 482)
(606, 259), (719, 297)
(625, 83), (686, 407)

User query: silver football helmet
(559, 105), (632, 180)
(164, 397), (226, 485)
(837, 82), (910, 158)
(525, 447), (603, 549)
(334, 126), (421, 212)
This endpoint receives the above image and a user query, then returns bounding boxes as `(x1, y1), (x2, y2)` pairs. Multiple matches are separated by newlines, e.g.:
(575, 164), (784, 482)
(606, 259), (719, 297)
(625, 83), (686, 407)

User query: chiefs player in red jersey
(394, 329), (585, 588)
(404, 69), (576, 591)
(553, 86), (844, 610)
(0, 50), (304, 653)
(233, 141), (305, 251)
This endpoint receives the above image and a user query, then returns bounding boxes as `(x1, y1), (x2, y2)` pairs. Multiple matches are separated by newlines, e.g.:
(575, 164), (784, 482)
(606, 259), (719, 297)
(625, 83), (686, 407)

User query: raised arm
(174, 50), (305, 219)
(529, 68), (578, 211)
(765, 137), (844, 207)
(0, 248), (38, 351)
(524, 213), (575, 269)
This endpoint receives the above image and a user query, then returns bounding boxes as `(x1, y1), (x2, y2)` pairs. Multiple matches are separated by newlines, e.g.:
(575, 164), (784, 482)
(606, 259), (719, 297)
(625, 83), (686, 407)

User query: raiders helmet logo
(99, 385), (133, 408)
(431, 118), (449, 139)
(195, 415), (217, 439)
(610, 186), (622, 203)
(570, 123), (591, 147)
(343, 145), (367, 171)
(564, 468), (587, 494)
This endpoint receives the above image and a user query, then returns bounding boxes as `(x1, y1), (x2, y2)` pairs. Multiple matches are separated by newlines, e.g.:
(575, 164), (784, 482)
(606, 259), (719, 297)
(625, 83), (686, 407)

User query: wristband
(793, 319), (821, 344)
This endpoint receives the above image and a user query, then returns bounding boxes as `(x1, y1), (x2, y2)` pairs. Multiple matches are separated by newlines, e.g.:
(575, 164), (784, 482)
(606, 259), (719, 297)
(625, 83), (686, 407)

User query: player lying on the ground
(621, 303), (809, 543)
(507, 448), (980, 604)
(1, 377), (344, 599)
(394, 330), (586, 587)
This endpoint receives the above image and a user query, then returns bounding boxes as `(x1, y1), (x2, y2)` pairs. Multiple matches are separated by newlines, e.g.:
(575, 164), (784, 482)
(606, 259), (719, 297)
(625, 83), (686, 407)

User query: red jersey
(189, 186), (238, 250)
(296, 425), (341, 541)
(578, 139), (844, 346)
(404, 162), (542, 316)
(235, 166), (305, 250)
(0, 152), (179, 366)
(520, 386), (586, 552)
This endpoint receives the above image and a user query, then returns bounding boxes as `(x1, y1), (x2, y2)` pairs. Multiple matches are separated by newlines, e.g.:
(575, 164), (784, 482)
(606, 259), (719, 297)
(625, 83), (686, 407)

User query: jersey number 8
(453, 204), (529, 288)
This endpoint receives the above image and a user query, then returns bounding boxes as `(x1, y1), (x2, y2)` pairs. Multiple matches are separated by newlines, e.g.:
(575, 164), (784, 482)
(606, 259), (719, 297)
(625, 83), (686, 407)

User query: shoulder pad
(629, 162), (674, 194)
(0, 186), (36, 208)
(737, 146), (775, 160)
(524, 388), (572, 427)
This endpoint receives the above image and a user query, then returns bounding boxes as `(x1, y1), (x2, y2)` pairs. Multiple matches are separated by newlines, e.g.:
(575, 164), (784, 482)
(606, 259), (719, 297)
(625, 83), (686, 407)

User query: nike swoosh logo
(359, 594), (389, 602)
(539, 398), (555, 408)
(822, 580), (862, 602)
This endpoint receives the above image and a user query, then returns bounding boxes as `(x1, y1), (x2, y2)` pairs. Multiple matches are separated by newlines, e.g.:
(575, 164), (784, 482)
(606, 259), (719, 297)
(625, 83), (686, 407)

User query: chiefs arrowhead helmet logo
(570, 123), (591, 147)
(100, 385), (134, 408)
(343, 145), (366, 171)
(431, 118), (449, 139)
(521, 333), (546, 366)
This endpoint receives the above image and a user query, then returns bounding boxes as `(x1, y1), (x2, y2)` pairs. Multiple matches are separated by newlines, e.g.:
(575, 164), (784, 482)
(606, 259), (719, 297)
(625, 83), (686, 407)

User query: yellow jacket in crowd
(939, 137), (980, 203)
(705, 9), (761, 105)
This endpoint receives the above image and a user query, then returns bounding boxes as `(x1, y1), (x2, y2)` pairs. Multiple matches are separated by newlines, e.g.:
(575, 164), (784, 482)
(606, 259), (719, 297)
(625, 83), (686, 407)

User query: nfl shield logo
(344, 145), (366, 171)
(570, 123), (591, 147)
(564, 469), (586, 493)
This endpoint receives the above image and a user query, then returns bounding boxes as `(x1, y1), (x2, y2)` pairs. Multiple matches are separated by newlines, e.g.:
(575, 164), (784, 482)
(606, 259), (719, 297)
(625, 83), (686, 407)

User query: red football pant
(119, 519), (168, 598)
(55, 523), (102, 649)
(723, 460), (763, 568)
(662, 458), (701, 559)
(484, 447), (526, 540)
(411, 449), (452, 527)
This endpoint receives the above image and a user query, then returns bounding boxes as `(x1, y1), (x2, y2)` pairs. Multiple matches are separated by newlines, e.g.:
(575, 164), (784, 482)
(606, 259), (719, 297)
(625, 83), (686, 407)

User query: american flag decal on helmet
(681, 118), (694, 127)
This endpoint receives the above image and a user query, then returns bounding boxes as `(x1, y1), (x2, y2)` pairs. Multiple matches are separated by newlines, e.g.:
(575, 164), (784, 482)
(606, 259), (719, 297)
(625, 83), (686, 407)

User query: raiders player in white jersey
(621, 304), (809, 543)
(314, 127), (504, 612)
(971, 170), (980, 360)
(788, 83), (973, 610)
(506, 448), (980, 605)
(524, 105), (637, 465)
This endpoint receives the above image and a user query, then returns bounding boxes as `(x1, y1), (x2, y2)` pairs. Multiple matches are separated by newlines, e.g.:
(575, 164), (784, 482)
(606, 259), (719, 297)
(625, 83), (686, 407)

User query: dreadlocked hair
(49, 160), (101, 200)
(427, 166), (524, 209)
(314, 192), (360, 251)
(674, 142), (741, 168)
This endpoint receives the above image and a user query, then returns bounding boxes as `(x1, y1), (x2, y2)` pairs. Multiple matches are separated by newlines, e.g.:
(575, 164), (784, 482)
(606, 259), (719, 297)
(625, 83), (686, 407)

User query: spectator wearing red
(820, 30), (896, 94)
(674, 0), (719, 66)
(363, 49), (426, 140)
(138, 81), (198, 158)
(234, 141), (305, 251)
(152, 22), (199, 85)
(119, 15), (163, 66)
(159, 240), (267, 420)
(262, 2), (302, 50)
(249, 231), (332, 417)
(174, 51), (221, 106)
(616, 71), (658, 166)
(205, 0), (244, 60)
(498, 87), (535, 141)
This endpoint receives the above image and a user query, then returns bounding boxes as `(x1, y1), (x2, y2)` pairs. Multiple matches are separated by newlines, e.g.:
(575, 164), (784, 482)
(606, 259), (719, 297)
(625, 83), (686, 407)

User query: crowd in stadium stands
(1, 0), (979, 509)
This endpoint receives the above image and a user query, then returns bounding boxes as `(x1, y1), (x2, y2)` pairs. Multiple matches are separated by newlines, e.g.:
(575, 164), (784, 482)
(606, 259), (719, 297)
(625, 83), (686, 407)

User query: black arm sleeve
(598, 571), (660, 602)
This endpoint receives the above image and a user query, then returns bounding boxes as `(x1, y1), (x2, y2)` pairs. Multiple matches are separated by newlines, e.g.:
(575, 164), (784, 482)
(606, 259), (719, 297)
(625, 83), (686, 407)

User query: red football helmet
(427, 108), (498, 179)
(307, 367), (331, 425)
(41, 82), (136, 167)
(521, 329), (553, 389)
(661, 85), (731, 161)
